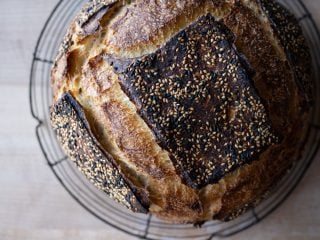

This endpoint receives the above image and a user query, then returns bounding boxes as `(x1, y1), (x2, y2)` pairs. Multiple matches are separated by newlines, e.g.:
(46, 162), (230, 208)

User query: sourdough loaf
(50, 0), (312, 223)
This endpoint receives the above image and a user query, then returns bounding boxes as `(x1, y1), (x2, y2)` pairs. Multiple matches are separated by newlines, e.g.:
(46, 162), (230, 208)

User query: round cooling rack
(29, 0), (320, 239)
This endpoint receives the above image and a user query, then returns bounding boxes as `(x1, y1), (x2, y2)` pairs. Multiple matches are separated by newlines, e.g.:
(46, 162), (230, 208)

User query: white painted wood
(0, 0), (319, 239)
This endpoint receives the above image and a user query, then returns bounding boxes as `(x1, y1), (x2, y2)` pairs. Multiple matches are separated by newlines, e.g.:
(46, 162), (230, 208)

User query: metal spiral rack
(29, 0), (320, 239)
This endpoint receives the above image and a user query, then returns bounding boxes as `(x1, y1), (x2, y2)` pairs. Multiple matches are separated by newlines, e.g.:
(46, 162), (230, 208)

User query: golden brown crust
(51, 0), (312, 223)
(50, 92), (149, 212)
(107, 1), (200, 49)
(106, 0), (235, 58)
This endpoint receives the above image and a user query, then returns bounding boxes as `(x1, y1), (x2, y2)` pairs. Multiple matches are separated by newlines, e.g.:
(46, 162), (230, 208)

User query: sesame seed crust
(50, 92), (149, 213)
(50, 0), (313, 223)
(110, 14), (279, 189)
(259, 0), (313, 105)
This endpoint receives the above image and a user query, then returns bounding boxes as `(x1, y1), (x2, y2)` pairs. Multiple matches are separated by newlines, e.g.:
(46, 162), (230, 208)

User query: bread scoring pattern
(110, 14), (279, 189)
(50, 0), (312, 222)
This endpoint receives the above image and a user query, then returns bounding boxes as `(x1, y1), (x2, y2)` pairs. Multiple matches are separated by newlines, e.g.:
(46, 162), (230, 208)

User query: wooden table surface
(0, 0), (319, 239)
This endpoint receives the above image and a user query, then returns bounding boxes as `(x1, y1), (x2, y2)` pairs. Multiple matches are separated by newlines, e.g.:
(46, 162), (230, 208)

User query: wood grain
(0, 0), (319, 239)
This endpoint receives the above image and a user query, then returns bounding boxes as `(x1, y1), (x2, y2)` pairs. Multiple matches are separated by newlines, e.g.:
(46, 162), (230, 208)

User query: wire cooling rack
(29, 0), (320, 239)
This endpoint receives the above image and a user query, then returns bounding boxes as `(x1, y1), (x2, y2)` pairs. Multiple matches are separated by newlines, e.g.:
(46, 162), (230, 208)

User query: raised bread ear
(50, 92), (149, 213)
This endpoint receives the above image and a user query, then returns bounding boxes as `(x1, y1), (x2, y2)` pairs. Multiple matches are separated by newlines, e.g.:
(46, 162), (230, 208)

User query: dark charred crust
(81, 6), (110, 36)
(224, 4), (288, 135)
(50, 92), (149, 213)
(107, 14), (279, 189)
(259, 0), (313, 106)
(79, 1), (118, 36)
(76, 0), (117, 28)
(216, 203), (255, 221)
(104, 55), (133, 73)
(55, 1), (118, 60)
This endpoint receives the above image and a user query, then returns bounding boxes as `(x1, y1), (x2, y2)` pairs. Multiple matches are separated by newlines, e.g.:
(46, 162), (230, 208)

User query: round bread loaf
(50, 0), (313, 223)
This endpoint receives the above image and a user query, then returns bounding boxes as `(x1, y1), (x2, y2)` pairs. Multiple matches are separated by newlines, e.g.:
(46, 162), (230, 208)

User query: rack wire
(29, 0), (320, 239)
